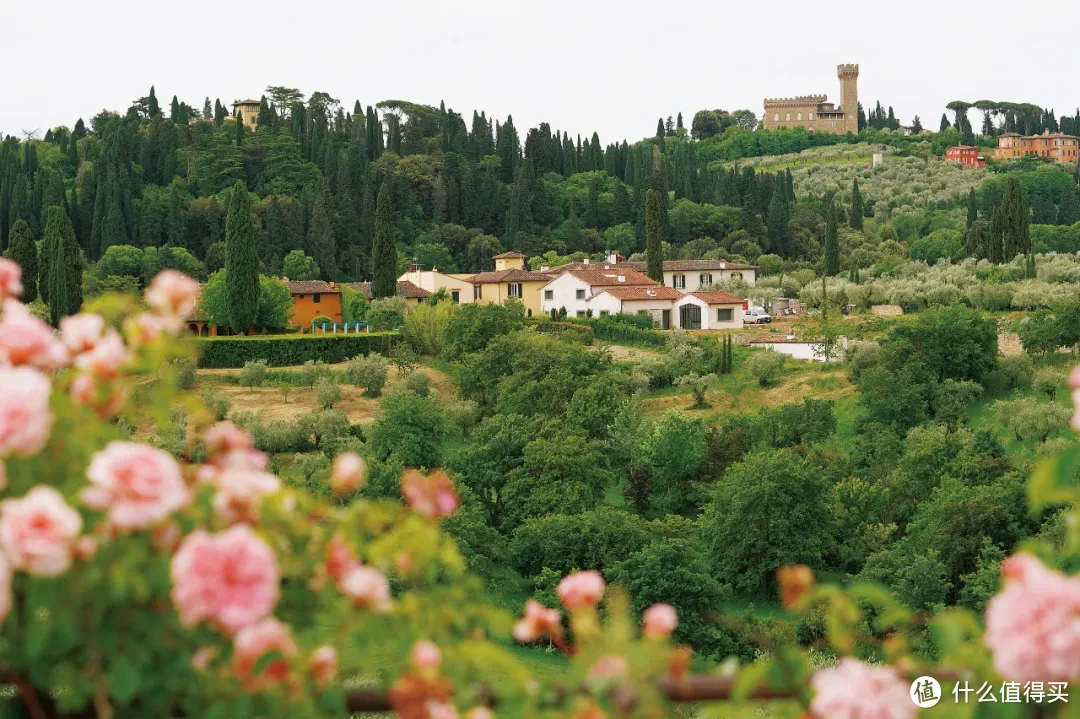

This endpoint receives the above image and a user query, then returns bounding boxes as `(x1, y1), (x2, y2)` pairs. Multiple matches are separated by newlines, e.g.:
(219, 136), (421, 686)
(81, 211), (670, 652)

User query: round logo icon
(910, 676), (942, 708)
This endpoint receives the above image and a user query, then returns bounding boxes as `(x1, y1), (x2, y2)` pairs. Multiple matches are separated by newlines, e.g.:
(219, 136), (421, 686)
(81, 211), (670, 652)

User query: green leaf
(1030, 445), (1080, 510)
(731, 662), (771, 700)
(107, 656), (141, 704)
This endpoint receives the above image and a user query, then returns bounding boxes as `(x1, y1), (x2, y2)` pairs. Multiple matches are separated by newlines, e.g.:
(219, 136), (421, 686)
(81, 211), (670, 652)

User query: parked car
(744, 307), (772, 324)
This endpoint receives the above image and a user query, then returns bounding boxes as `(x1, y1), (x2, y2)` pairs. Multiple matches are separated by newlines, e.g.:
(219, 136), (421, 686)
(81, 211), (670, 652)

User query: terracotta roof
(469, 268), (550, 284)
(232, 99), (260, 106)
(593, 286), (684, 301)
(284, 280), (336, 294)
(492, 251), (525, 259)
(345, 281), (432, 299)
(565, 268), (656, 287)
(688, 291), (744, 304)
(542, 262), (610, 274)
(623, 259), (758, 271)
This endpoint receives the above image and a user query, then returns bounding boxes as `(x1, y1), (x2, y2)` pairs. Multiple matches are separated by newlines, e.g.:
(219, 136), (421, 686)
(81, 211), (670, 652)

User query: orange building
(945, 145), (985, 168)
(994, 130), (1080, 163)
(284, 280), (342, 327)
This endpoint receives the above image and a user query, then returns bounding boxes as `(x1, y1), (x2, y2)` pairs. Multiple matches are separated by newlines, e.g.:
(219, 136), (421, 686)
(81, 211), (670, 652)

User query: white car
(744, 307), (772, 324)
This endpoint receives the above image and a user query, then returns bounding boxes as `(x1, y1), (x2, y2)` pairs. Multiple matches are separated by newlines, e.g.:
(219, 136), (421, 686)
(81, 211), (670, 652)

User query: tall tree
(940, 114), (951, 132)
(307, 181), (337, 279)
(44, 206), (81, 324)
(5, 219), (37, 302)
(371, 183), (397, 298)
(999, 177), (1030, 261)
(911, 115), (923, 134)
(645, 188), (663, 283)
(766, 187), (790, 256)
(823, 196), (840, 276)
(850, 177), (863, 230)
(148, 86), (160, 118)
(967, 188), (978, 229)
(224, 181), (259, 333)
(235, 111), (244, 146)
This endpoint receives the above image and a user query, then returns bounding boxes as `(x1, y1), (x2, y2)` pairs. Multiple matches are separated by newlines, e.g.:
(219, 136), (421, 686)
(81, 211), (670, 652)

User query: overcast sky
(6, 0), (1080, 143)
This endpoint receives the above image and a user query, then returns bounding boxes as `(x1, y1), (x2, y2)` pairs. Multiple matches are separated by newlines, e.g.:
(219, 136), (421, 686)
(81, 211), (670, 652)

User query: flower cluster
(809, 659), (913, 719)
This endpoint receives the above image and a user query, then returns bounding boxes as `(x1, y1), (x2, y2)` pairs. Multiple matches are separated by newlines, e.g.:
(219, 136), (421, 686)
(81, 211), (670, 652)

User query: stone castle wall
(762, 65), (858, 135)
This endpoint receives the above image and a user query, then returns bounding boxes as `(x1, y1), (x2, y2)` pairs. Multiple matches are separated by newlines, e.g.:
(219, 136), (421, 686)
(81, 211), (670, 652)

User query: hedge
(534, 321), (595, 345)
(589, 318), (667, 348)
(192, 333), (399, 368)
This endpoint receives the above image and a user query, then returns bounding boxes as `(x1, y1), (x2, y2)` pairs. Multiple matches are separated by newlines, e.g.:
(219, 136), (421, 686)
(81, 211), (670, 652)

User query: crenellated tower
(837, 64), (859, 133)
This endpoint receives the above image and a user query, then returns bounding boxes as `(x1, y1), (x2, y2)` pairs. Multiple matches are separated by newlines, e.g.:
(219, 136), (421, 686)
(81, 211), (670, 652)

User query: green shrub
(314, 376), (343, 409)
(403, 371), (432, 397)
(173, 357), (197, 390)
(403, 300), (455, 356)
(745, 349), (785, 387)
(368, 392), (449, 467)
(191, 334), (397, 369)
(202, 388), (231, 421)
(344, 353), (389, 397)
(311, 315), (333, 327)
(300, 359), (330, 389)
(443, 398), (480, 437)
(240, 359), (268, 390)
(589, 318), (666, 348)
(534, 321), (594, 345)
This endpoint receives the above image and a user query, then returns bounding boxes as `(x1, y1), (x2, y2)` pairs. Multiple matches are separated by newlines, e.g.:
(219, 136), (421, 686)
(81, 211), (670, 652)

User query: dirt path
(603, 344), (663, 363)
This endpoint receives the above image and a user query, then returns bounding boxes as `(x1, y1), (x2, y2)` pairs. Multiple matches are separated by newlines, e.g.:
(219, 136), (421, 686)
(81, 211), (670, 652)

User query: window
(576, 289), (586, 300)
(576, 311), (586, 318)
(473, 285), (483, 300)
(544, 290), (553, 300)
(785, 113), (791, 121)
(673, 274), (685, 289)
(774, 113), (779, 122)
(599, 310), (609, 317)
(717, 308), (733, 322)
(809, 112), (814, 121)
(312, 293), (321, 304)
(508, 283), (523, 298)
(451, 291), (460, 304)
(699, 273), (712, 286)
(797, 113), (802, 121)
(731, 272), (742, 280)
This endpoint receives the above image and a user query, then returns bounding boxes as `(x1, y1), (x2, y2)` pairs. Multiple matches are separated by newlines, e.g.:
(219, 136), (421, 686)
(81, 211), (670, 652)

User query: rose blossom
(411, 641), (442, 673)
(557, 571), (606, 611)
(60, 313), (105, 355)
(0, 486), (83, 576)
(74, 329), (130, 379)
(70, 373), (127, 418)
(73, 536), (98, 561)
(170, 525), (280, 635)
(125, 312), (173, 345)
(191, 647), (218, 671)
(642, 603), (678, 640)
(204, 422), (255, 455)
(0, 299), (68, 370)
(330, 452), (366, 497)
(310, 645), (338, 688)
(338, 564), (391, 612)
(83, 441), (190, 531)
(145, 270), (200, 321)
(0, 367), (52, 457)
(326, 534), (358, 584)
(0, 554), (11, 623)
(465, 709), (493, 719)
(401, 470), (460, 519)
(586, 655), (628, 682)
(425, 702), (459, 719)
(984, 553), (1080, 682)
(232, 618), (297, 690)
(810, 659), (912, 719)
(0, 259), (23, 302)
(211, 467), (281, 524)
(512, 600), (562, 643)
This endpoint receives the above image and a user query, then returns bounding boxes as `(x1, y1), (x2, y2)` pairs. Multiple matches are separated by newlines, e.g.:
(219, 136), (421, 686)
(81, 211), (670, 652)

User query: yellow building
(232, 99), (261, 129)
(469, 252), (549, 317)
(994, 130), (1080, 163)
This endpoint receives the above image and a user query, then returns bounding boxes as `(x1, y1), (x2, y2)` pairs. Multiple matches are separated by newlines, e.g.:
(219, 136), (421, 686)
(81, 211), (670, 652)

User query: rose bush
(0, 258), (1078, 718)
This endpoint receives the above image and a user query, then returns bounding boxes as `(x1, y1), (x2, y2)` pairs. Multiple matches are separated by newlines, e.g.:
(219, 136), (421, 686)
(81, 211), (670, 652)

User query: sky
(6, 0), (1080, 144)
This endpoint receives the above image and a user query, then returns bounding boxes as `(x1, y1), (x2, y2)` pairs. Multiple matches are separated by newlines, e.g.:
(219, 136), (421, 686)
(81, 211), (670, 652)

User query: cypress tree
(371, 183), (397, 298)
(169, 96), (180, 123)
(766, 189), (790, 256)
(308, 181), (337, 280)
(72, 118), (86, 140)
(44, 206), (81, 324)
(676, 112), (684, 131)
(823, 196), (840, 276)
(850, 177), (863, 229)
(148, 86), (160, 117)
(940, 114), (951, 132)
(224, 181), (259, 334)
(6, 219), (37, 302)
(584, 177), (599, 228)
(1059, 187), (1080, 227)
(68, 180), (81, 246)
(967, 188), (978, 228)
(214, 100), (226, 126)
(645, 188), (663, 283)
(613, 183), (630, 225)
(999, 177), (1030, 260)
(235, 111), (244, 146)
(67, 133), (79, 172)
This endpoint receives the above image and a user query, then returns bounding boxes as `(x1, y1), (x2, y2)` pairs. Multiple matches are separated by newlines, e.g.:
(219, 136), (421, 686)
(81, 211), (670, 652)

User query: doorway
(679, 304), (701, 330)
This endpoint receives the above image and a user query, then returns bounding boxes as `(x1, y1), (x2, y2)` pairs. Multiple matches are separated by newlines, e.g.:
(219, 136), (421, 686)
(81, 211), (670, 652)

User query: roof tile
(688, 291), (745, 304)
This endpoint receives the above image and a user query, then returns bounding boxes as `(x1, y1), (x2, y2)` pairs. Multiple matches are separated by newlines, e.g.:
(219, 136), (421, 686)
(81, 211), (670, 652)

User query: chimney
(282, 276), (289, 282)
(540, 264), (550, 272)
(432, 266), (438, 272)
(719, 262), (726, 269)
(618, 275), (625, 283)
(583, 258), (590, 265)
(607, 251), (619, 264)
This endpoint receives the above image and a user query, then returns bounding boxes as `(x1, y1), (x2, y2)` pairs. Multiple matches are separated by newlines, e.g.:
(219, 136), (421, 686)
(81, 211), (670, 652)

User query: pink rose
(401, 470), (460, 519)
(465, 709), (493, 719)
(146, 270), (200, 322)
(191, 646), (218, 671)
(125, 313), (172, 345)
(985, 553), (1080, 682)
(211, 466), (281, 524)
(83, 441), (190, 531)
(411, 641), (442, 673)
(60, 313), (105, 355)
(0, 259), (23, 302)
(232, 618), (297, 690)
(557, 571), (606, 611)
(326, 534), (358, 584)
(331, 452), (366, 497)
(0, 299), (68, 370)
(73, 536), (98, 561)
(74, 329), (129, 379)
(0, 554), (10, 623)
(339, 564), (391, 612)
(309, 645), (338, 688)
(425, 702), (459, 719)
(0, 367), (52, 457)
(0, 486), (83, 576)
(642, 603), (678, 640)
(204, 422), (255, 455)
(70, 373), (127, 418)
(810, 659), (912, 719)
(586, 655), (628, 681)
(512, 600), (562, 643)
(170, 525), (280, 635)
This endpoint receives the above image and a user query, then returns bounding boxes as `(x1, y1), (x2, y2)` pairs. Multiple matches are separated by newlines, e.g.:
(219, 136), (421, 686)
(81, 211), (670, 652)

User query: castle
(763, 64), (859, 135)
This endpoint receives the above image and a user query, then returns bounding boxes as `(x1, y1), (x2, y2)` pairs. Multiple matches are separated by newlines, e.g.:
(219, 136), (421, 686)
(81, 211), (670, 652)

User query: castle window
(785, 113), (791, 121)
(774, 113), (779, 122)
(809, 112), (814, 121)
(797, 113), (802, 121)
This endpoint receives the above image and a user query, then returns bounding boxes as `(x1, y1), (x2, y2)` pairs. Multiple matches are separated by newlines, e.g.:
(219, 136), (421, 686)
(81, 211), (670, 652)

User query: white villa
(540, 267), (656, 318)
(674, 291), (746, 330)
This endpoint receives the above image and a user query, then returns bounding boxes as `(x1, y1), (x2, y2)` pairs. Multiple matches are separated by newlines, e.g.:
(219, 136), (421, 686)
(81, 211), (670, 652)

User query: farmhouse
(586, 286), (684, 329)
(397, 267), (475, 304)
(284, 280), (343, 326)
(622, 259), (757, 289)
(674, 291), (745, 330)
(540, 267), (656, 318)
(468, 252), (550, 316)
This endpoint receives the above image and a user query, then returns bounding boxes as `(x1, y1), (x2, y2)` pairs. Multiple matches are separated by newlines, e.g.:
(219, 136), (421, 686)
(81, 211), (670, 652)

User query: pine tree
(371, 183), (397, 298)
(148, 86), (160, 118)
(44, 206), (81, 324)
(967, 188), (978, 228)
(940, 114), (951, 132)
(823, 196), (840, 276)
(645, 188), (663, 283)
(5, 219), (37, 302)
(999, 177), (1030, 260)
(224, 181), (259, 334)
(169, 96), (180, 123)
(850, 177), (863, 230)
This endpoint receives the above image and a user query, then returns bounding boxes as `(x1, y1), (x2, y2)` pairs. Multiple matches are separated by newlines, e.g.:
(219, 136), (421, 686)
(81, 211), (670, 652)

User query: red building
(945, 145), (985, 168)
